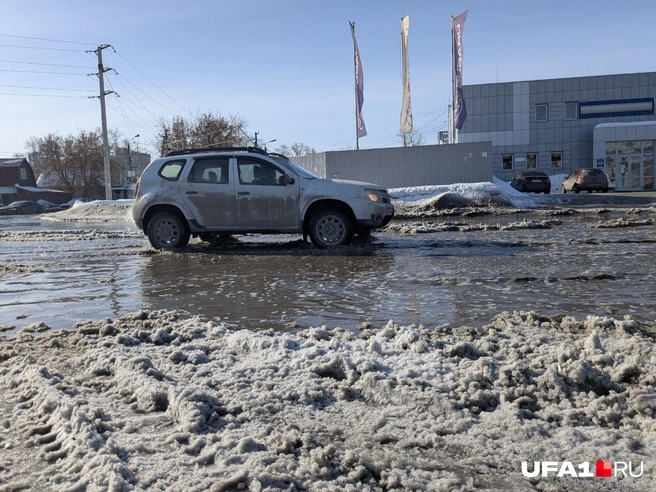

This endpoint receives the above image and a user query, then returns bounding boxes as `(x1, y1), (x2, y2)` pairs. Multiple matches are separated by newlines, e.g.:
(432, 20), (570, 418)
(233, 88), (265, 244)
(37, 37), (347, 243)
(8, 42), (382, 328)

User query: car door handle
(186, 191), (198, 195)
(237, 192), (250, 196)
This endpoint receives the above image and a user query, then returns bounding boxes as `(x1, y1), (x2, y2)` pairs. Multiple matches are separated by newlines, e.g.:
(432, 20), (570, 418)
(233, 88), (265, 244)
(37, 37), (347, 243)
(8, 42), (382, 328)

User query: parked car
(36, 199), (62, 212)
(0, 200), (45, 215)
(132, 146), (395, 249)
(510, 170), (551, 194)
(59, 198), (93, 210)
(562, 168), (609, 193)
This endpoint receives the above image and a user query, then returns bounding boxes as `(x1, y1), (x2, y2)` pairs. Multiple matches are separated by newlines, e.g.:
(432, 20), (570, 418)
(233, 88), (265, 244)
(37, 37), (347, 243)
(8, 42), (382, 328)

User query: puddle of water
(1, 214), (654, 333)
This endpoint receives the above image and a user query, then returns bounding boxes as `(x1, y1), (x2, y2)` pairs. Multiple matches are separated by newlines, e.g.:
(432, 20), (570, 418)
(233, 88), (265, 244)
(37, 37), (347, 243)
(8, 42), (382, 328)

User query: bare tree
(157, 110), (249, 156)
(274, 142), (317, 157)
(399, 130), (425, 147)
(26, 130), (120, 198)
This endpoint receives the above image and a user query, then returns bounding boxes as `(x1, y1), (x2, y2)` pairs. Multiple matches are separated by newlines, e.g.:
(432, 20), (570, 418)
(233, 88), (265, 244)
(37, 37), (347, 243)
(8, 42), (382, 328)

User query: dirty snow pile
(0, 229), (144, 242)
(1, 310), (654, 491)
(390, 176), (569, 216)
(42, 200), (135, 224)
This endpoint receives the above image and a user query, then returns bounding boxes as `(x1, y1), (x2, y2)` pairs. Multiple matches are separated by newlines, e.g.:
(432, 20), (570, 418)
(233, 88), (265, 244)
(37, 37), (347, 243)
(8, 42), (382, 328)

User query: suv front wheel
(309, 209), (353, 248)
(147, 212), (190, 249)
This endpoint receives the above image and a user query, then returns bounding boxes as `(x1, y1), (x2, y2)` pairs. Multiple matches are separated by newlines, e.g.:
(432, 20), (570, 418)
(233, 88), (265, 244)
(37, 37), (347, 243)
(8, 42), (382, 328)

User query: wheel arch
(142, 204), (189, 235)
(302, 199), (356, 235)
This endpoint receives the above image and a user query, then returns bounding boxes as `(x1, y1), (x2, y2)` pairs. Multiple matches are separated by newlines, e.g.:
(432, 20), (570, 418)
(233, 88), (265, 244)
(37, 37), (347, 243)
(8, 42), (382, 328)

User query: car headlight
(365, 188), (382, 202)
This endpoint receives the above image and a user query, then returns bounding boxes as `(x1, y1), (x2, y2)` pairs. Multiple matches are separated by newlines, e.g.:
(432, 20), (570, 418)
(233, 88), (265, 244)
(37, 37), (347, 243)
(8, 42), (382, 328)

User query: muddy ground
(0, 199), (655, 491)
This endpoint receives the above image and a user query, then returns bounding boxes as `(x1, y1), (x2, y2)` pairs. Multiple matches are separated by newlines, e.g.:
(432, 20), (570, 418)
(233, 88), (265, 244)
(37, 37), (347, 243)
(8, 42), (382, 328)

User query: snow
(1, 311), (654, 490)
(2, 181), (655, 490)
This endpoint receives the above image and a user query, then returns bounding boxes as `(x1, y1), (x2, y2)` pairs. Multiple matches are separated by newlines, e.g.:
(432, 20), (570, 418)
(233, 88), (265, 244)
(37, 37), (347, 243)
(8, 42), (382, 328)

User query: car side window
(188, 157), (229, 184)
(238, 158), (283, 185)
(158, 159), (186, 181)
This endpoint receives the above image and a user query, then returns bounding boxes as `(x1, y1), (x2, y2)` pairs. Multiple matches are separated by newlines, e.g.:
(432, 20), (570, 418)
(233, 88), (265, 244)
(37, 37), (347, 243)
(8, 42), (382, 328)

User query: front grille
(381, 190), (390, 203)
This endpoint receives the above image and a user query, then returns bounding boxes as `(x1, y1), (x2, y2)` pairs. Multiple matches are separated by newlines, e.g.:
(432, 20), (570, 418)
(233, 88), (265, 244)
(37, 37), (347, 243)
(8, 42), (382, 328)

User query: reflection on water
(139, 250), (398, 330)
(0, 214), (654, 332)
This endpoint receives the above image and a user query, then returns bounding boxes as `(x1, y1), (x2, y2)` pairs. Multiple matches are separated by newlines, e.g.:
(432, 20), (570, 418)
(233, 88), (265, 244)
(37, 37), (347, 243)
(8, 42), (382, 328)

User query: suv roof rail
(267, 152), (289, 160)
(165, 146), (269, 157)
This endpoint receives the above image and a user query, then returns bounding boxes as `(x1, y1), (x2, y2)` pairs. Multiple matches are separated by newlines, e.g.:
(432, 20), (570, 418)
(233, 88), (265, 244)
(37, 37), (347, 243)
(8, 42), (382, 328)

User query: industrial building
(458, 71), (656, 190)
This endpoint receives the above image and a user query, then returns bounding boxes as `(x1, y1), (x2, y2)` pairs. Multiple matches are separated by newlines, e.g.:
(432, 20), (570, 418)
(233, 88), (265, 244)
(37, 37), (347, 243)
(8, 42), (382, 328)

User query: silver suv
(132, 147), (394, 249)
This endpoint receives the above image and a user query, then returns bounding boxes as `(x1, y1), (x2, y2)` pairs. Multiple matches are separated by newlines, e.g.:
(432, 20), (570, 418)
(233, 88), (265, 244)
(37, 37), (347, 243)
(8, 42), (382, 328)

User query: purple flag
(452, 11), (468, 131)
(350, 21), (367, 138)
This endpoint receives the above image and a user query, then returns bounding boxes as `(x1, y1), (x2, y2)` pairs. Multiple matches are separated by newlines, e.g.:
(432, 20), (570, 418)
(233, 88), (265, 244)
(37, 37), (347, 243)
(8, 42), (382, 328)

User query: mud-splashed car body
(132, 147), (394, 249)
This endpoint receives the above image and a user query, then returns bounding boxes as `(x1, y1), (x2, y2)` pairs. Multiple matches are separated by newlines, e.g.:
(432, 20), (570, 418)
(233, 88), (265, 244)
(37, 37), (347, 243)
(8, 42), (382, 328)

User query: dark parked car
(562, 168), (609, 193)
(0, 200), (45, 215)
(510, 170), (551, 194)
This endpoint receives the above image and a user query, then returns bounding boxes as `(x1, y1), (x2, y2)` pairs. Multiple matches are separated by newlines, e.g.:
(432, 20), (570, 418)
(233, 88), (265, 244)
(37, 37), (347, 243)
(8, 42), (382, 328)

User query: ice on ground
(1, 310), (654, 491)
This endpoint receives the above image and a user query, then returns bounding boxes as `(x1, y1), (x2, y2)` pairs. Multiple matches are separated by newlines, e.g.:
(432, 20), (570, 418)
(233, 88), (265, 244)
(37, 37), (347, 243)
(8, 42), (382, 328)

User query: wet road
(1, 211), (655, 333)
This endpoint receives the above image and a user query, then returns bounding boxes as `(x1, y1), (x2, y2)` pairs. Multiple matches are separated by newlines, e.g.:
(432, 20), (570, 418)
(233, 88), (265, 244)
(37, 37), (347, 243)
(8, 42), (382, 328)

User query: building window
(536, 104), (548, 122)
(20, 168), (27, 180)
(502, 154), (513, 170)
(526, 153), (537, 169)
(551, 152), (562, 169)
(565, 102), (578, 120)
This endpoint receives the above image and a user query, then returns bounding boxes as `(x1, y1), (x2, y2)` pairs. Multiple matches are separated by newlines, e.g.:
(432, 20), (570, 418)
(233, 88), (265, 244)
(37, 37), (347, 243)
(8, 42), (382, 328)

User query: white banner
(400, 14), (413, 135)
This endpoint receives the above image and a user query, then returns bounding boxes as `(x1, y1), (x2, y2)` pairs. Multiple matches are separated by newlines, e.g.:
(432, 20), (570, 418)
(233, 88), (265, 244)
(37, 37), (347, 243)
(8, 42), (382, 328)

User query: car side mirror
(278, 174), (295, 185)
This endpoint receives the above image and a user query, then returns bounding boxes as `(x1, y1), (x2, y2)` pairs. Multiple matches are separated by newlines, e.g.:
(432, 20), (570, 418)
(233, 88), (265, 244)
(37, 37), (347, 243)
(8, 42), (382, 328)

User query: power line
(323, 106), (449, 150)
(0, 32), (98, 46)
(0, 92), (90, 98)
(107, 72), (172, 119)
(105, 78), (137, 138)
(116, 97), (166, 133)
(0, 83), (91, 92)
(0, 59), (93, 69)
(112, 49), (192, 116)
(105, 101), (159, 138)
(0, 43), (87, 52)
(113, 72), (177, 117)
(0, 68), (88, 75)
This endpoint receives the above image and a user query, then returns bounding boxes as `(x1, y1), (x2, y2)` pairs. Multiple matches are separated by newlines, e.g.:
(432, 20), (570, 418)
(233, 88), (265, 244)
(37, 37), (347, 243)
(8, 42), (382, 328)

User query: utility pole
(89, 44), (114, 200)
(162, 128), (169, 155)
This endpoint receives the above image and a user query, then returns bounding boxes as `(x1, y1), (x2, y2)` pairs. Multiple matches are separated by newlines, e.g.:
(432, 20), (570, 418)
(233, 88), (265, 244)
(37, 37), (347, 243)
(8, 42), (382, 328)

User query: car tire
(147, 212), (190, 249)
(544, 189), (550, 195)
(573, 184), (580, 194)
(562, 185), (566, 194)
(602, 187), (609, 193)
(15, 209), (23, 215)
(37, 207), (44, 214)
(309, 209), (353, 248)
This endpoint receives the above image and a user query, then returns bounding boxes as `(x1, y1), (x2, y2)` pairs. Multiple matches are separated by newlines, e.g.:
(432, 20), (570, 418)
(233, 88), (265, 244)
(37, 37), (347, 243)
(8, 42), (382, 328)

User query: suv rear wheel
(147, 212), (190, 249)
(309, 209), (353, 248)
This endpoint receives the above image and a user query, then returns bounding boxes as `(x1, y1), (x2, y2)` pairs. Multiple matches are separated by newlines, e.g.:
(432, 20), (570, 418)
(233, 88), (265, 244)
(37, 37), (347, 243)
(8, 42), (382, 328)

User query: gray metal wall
(458, 72), (656, 180)
(294, 142), (492, 189)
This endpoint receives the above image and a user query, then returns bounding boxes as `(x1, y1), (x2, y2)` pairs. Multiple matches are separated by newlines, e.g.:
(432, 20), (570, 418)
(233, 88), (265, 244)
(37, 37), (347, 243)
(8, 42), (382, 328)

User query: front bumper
(357, 205), (394, 230)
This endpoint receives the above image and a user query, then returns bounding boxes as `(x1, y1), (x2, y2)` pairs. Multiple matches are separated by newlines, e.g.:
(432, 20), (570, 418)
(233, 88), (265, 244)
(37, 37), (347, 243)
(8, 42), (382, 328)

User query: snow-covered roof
(15, 184), (69, 194)
(0, 158), (25, 167)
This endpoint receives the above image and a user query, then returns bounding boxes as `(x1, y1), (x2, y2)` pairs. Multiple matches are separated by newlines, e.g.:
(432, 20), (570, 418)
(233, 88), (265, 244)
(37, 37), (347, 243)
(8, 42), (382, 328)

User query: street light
(262, 139), (276, 150)
(127, 134), (140, 185)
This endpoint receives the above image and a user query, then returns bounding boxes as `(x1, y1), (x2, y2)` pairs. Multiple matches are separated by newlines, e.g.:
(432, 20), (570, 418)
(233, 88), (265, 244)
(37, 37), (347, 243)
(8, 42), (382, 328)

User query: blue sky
(1, 0), (655, 157)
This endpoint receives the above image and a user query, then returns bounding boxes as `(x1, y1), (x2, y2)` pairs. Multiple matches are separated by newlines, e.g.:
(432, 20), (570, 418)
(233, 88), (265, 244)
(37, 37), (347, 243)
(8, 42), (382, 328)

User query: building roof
(594, 121), (656, 128)
(463, 70), (656, 88)
(0, 158), (26, 167)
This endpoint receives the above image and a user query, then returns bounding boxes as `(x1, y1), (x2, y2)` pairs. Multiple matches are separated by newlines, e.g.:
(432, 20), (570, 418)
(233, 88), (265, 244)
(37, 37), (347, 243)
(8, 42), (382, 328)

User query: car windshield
(272, 157), (317, 179)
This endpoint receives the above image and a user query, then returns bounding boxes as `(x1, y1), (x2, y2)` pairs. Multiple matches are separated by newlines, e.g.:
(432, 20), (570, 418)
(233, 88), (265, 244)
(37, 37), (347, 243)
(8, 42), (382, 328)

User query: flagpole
(401, 17), (405, 147)
(353, 21), (359, 151)
(450, 15), (455, 144)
